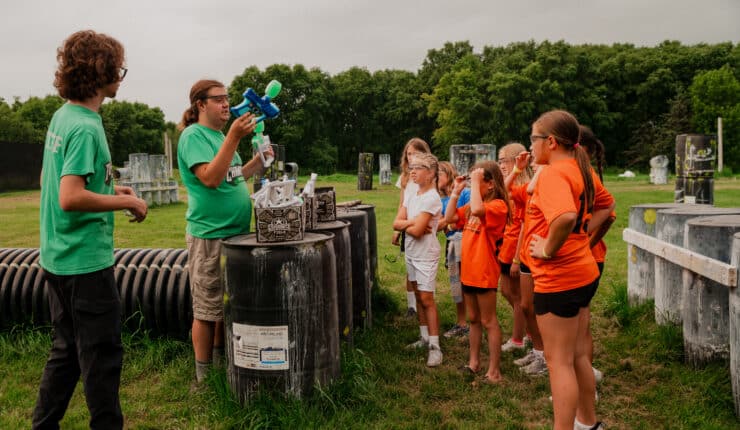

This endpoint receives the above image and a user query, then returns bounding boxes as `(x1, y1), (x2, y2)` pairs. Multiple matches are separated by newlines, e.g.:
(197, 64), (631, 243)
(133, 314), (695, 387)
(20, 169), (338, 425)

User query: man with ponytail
(35, 30), (147, 430)
(524, 110), (613, 430)
(177, 79), (268, 384)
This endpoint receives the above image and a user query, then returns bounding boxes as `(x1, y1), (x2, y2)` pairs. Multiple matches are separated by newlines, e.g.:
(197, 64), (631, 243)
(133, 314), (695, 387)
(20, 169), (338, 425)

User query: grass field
(1, 173), (739, 429)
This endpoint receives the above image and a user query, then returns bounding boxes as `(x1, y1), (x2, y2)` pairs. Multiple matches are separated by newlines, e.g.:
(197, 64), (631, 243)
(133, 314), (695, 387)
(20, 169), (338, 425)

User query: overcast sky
(1, 0), (738, 123)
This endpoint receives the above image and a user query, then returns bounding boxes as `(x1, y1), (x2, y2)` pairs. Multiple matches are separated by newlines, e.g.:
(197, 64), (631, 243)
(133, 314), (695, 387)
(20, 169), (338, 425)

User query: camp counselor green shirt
(39, 103), (115, 275)
(177, 123), (251, 239)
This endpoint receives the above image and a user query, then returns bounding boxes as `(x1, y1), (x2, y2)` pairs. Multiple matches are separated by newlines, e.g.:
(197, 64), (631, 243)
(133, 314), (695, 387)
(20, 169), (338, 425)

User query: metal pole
(718, 117), (723, 173)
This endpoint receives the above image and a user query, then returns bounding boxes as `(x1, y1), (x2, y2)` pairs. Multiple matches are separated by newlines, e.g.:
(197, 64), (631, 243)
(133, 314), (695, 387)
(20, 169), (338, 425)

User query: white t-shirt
(396, 176), (419, 202)
(403, 187), (442, 261)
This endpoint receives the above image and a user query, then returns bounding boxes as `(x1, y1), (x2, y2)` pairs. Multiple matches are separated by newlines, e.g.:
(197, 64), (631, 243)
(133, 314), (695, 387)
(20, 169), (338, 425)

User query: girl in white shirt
(393, 152), (444, 367)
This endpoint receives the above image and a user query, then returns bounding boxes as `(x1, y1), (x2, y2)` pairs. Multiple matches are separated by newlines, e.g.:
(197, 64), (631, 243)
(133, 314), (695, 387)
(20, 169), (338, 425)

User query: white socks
(195, 360), (211, 383)
(574, 419), (597, 430)
(407, 292), (417, 310)
(419, 325), (429, 342)
(428, 335), (439, 349)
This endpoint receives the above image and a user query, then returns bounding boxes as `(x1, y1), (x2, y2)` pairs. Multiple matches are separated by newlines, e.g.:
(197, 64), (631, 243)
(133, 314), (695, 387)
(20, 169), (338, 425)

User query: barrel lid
(307, 220), (349, 232)
(658, 206), (740, 216)
(222, 232), (332, 247)
(686, 214), (740, 227)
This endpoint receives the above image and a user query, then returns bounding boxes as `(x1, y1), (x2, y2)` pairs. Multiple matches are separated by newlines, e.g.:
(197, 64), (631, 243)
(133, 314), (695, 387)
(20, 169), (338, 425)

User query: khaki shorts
(187, 234), (224, 321)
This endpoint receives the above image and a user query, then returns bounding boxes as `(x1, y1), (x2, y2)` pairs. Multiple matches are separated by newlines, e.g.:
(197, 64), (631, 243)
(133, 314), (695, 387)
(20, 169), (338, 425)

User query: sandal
(458, 365), (479, 375)
(480, 374), (502, 385)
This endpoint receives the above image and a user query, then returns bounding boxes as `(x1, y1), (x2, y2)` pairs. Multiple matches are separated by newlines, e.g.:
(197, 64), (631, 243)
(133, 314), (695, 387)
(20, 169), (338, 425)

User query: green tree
(0, 99), (38, 144)
(100, 100), (166, 165)
(689, 65), (740, 168)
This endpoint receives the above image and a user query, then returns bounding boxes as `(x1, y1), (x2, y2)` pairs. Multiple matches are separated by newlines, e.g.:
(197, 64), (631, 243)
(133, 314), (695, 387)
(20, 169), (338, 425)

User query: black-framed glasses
(119, 67), (128, 80)
(202, 94), (229, 104)
(498, 156), (515, 164)
(529, 134), (548, 144)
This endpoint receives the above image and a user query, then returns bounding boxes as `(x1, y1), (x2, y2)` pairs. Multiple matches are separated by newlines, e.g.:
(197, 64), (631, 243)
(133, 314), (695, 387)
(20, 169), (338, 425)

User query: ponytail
(178, 104), (199, 131)
(574, 146), (595, 213)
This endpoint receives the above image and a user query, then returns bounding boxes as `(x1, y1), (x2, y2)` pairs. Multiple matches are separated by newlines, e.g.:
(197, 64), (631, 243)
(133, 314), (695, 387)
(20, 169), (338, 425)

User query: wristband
(512, 258), (520, 264)
(513, 166), (522, 174)
(541, 248), (551, 259)
(450, 193), (459, 199)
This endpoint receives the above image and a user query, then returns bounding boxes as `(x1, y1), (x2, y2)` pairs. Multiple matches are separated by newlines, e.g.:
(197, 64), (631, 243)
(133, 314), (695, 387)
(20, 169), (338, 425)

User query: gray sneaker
(443, 324), (469, 338)
(426, 345), (443, 367)
(513, 349), (536, 367)
(406, 338), (428, 350)
(521, 354), (548, 376)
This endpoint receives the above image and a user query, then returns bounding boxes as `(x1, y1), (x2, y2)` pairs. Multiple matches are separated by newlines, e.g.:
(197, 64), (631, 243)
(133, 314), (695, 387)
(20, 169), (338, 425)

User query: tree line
(3, 40), (738, 174)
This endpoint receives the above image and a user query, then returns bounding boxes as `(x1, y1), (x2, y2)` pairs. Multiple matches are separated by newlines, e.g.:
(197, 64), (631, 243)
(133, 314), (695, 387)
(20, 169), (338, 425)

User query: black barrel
(675, 134), (716, 177)
(221, 233), (339, 403)
(354, 204), (378, 289)
(675, 134), (716, 205)
(336, 208), (372, 330)
(308, 220), (353, 345)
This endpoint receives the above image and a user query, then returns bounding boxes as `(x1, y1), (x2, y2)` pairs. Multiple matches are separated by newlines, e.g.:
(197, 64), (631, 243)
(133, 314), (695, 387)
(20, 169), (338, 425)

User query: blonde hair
(409, 152), (439, 188)
(437, 161), (457, 197)
(499, 141), (532, 185)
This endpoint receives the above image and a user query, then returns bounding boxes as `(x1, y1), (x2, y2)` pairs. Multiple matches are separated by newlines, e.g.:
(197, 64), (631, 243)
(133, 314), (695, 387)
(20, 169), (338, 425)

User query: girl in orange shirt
(496, 142), (531, 352)
(525, 110), (613, 430)
(444, 161), (509, 383)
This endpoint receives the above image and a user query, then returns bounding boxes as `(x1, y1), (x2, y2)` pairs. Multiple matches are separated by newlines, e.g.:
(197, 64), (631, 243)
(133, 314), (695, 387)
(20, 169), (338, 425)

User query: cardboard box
(255, 205), (305, 243)
(315, 187), (336, 222)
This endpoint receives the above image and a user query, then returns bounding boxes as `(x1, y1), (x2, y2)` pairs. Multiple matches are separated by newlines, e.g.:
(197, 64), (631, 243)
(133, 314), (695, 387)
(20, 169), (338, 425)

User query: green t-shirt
(177, 124), (251, 239)
(39, 103), (115, 275)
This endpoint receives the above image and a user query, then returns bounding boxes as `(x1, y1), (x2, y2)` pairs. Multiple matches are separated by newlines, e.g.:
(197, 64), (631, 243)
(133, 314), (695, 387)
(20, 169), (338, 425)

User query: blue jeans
(32, 267), (123, 430)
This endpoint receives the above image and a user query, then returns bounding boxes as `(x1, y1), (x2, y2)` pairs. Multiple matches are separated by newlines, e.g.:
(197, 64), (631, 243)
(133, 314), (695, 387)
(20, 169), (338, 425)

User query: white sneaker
(501, 338), (526, 352)
(592, 367), (603, 384)
(427, 345), (443, 367)
(406, 338), (428, 350)
(513, 349), (536, 367)
(521, 354), (548, 375)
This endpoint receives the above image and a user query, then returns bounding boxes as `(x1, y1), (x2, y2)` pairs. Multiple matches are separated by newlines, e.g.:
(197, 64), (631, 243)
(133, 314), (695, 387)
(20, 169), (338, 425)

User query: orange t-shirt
(512, 183), (533, 268)
(523, 159), (599, 293)
(458, 200), (508, 289)
(499, 184), (527, 264)
(590, 174), (616, 263)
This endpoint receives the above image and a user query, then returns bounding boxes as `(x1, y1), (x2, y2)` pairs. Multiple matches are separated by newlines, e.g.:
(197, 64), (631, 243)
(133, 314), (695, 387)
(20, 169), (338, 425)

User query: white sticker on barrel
(232, 322), (289, 370)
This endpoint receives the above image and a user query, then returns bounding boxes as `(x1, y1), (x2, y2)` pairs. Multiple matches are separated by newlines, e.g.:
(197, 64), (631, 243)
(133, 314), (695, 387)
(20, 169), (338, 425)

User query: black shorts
(534, 280), (598, 318)
(590, 262), (604, 298)
(462, 283), (496, 295)
(519, 262), (531, 275)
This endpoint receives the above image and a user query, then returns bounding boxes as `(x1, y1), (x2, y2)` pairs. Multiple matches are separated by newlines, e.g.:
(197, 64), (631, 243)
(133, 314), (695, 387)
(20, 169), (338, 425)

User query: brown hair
(178, 79), (225, 130)
(533, 110), (594, 213)
(466, 160), (510, 224)
(499, 141), (532, 185)
(437, 161), (457, 197)
(578, 125), (606, 182)
(54, 30), (125, 101)
(399, 137), (431, 188)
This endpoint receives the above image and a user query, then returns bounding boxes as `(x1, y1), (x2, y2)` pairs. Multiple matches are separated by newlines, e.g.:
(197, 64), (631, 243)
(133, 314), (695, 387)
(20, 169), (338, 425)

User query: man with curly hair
(33, 30), (147, 430)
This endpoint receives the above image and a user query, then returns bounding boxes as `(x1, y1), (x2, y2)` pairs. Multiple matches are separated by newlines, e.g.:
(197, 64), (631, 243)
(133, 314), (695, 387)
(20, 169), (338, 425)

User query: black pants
(32, 267), (123, 430)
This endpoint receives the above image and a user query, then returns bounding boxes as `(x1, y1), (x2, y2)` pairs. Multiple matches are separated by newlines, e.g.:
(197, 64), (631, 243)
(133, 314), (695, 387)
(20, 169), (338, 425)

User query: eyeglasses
(118, 67), (128, 80)
(498, 157), (514, 164)
(408, 164), (430, 171)
(529, 134), (549, 144)
(203, 95), (229, 104)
